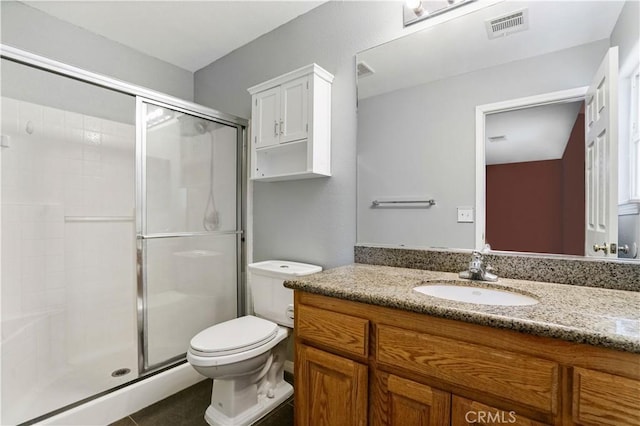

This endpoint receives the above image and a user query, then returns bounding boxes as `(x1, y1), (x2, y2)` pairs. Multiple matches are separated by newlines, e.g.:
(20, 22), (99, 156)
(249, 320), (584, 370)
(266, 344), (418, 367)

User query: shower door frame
(136, 97), (247, 373)
(1, 44), (248, 379)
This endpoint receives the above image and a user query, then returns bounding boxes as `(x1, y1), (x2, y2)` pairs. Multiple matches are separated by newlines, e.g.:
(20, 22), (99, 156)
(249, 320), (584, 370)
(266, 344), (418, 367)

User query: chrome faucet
(459, 245), (498, 282)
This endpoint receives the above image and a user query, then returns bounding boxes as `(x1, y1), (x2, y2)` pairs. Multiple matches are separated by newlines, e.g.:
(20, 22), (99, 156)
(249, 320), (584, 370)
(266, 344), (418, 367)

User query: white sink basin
(413, 284), (538, 306)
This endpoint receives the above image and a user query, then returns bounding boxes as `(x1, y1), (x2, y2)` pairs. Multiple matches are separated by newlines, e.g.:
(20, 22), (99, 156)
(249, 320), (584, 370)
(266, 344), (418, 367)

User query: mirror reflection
(485, 100), (586, 256)
(356, 0), (639, 260)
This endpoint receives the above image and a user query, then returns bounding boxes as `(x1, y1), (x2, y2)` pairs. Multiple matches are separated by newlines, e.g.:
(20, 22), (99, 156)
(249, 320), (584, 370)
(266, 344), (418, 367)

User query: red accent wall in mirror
(486, 110), (585, 255)
(561, 112), (585, 255)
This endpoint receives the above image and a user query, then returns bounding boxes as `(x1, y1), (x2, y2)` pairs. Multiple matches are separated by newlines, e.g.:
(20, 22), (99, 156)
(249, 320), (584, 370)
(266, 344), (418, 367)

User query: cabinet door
(280, 76), (309, 143)
(452, 396), (550, 426)
(372, 371), (450, 426)
(572, 368), (640, 426)
(295, 343), (367, 426)
(253, 86), (280, 148)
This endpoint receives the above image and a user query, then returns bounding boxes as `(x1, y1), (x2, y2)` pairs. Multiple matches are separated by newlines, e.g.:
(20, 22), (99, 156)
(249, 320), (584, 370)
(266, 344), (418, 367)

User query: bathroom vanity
(286, 264), (640, 426)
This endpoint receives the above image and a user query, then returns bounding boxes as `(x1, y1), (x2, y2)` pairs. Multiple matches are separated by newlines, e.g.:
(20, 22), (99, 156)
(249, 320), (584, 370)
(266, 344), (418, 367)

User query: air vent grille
(486, 9), (529, 39)
(357, 61), (375, 78)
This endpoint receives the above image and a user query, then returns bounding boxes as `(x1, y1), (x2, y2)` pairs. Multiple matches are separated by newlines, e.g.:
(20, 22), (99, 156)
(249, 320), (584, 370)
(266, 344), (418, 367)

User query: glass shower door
(138, 100), (242, 370)
(1, 59), (138, 424)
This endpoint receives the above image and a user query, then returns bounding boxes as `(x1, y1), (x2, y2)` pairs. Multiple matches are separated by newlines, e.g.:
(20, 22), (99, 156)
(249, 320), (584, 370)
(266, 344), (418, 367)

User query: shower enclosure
(0, 46), (246, 425)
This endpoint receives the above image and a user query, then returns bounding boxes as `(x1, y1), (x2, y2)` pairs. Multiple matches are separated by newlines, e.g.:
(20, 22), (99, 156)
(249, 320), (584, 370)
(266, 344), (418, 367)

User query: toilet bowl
(187, 260), (322, 426)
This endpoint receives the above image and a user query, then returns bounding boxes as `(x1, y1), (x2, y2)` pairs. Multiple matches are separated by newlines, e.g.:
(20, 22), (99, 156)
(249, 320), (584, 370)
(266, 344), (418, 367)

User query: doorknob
(593, 243), (609, 254)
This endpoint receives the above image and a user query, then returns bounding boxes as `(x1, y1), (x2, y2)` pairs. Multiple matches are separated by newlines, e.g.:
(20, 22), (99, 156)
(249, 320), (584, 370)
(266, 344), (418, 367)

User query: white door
(585, 47), (618, 258)
(280, 76), (309, 143)
(254, 86), (280, 148)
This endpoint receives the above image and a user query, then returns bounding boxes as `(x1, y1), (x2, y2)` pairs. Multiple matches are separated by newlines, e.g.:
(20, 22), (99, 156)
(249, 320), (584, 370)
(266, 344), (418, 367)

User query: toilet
(187, 260), (322, 426)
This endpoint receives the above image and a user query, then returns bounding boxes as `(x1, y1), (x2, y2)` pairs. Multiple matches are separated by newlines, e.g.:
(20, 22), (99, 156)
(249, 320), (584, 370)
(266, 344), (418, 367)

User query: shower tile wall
(1, 96), (137, 424)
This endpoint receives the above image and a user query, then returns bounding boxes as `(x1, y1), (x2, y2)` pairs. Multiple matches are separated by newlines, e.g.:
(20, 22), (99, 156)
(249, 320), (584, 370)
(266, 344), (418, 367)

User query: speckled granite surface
(285, 264), (640, 353)
(355, 245), (640, 292)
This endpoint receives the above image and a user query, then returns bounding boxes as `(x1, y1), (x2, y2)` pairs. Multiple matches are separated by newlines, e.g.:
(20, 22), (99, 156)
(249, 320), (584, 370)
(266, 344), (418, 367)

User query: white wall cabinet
(248, 64), (333, 181)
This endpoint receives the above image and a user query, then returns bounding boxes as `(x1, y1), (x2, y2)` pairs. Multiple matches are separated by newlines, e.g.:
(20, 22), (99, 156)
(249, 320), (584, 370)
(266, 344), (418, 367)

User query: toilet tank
(248, 261), (322, 327)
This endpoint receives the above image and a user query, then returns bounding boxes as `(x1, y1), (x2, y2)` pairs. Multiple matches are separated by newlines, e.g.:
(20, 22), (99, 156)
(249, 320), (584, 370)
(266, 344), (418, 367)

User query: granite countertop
(284, 263), (640, 354)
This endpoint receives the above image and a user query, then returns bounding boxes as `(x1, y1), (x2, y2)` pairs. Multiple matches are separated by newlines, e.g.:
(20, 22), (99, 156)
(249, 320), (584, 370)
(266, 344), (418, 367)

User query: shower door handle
(137, 230), (243, 239)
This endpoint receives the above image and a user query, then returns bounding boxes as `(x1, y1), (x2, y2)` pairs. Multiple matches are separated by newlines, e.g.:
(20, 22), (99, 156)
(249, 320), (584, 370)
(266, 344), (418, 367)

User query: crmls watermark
(465, 410), (517, 424)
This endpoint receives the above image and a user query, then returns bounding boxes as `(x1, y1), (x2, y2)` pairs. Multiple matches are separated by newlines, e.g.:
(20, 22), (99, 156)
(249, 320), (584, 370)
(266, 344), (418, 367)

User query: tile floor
(110, 374), (294, 426)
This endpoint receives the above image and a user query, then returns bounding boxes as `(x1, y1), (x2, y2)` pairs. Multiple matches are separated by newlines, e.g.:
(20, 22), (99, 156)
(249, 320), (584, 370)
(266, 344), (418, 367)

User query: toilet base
(204, 381), (293, 426)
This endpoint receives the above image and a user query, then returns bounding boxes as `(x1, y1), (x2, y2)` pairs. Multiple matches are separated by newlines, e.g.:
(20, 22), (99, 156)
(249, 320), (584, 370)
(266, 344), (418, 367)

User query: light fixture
(405, 0), (426, 17)
(403, 0), (477, 27)
(146, 106), (174, 128)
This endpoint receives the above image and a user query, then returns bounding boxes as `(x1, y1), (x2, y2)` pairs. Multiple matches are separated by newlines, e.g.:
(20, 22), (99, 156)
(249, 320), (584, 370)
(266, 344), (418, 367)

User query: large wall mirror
(356, 0), (639, 261)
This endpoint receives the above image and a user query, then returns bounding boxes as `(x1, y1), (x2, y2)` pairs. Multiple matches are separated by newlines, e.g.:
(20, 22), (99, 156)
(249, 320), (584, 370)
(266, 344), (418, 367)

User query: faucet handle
(481, 244), (492, 254)
(468, 251), (483, 273)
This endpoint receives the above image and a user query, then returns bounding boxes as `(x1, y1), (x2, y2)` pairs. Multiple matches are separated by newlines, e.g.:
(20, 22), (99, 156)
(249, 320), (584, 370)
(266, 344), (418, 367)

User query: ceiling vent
(485, 9), (529, 39)
(357, 61), (375, 78)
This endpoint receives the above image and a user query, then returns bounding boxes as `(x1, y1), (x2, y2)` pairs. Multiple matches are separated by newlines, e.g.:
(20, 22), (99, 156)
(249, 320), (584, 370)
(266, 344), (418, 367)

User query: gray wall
(357, 40), (609, 249)
(194, 2), (407, 268)
(610, 0), (639, 74)
(1, 1), (193, 100)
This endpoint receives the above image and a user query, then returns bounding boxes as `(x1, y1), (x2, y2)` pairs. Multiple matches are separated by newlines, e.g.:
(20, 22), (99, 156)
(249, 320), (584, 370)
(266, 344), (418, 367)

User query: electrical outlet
(457, 207), (474, 223)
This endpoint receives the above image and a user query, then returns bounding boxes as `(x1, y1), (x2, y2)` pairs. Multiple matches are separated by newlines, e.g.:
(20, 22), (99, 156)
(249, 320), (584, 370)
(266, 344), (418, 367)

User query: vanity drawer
(572, 367), (640, 426)
(296, 304), (369, 358)
(452, 396), (550, 426)
(376, 324), (559, 414)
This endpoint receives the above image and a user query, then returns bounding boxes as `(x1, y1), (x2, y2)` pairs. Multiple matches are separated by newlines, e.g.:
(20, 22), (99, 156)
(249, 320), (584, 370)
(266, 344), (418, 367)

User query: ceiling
(356, 0), (625, 99)
(22, 1), (324, 72)
(485, 101), (583, 165)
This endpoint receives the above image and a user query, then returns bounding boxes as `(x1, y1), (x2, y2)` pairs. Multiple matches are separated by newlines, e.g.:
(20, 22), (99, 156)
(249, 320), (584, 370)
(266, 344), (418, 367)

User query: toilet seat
(187, 325), (288, 368)
(190, 315), (278, 357)
(187, 316), (288, 367)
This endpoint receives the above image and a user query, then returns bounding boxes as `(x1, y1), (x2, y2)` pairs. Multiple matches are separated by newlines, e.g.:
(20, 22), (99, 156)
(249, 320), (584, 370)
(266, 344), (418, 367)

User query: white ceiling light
(403, 0), (476, 27)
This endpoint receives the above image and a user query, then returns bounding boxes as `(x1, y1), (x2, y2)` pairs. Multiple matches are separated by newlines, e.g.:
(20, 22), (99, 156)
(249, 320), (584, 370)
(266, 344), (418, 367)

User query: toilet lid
(190, 315), (278, 355)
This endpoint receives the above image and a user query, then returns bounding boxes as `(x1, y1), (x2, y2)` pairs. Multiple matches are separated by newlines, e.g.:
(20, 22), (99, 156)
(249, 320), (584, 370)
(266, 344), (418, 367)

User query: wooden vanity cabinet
(295, 343), (368, 426)
(293, 291), (640, 426)
(451, 397), (550, 426)
(371, 370), (451, 426)
(572, 368), (640, 426)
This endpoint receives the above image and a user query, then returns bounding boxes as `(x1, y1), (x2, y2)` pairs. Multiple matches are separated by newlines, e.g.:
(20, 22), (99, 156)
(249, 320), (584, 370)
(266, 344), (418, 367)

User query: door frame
(474, 87), (588, 250)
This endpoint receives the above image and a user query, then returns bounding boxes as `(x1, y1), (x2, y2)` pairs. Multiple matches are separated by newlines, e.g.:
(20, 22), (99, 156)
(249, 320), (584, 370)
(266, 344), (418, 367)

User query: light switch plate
(457, 207), (474, 223)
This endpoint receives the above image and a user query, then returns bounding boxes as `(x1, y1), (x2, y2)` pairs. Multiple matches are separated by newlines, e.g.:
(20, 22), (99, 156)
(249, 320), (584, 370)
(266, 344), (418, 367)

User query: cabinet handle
(280, 120), (284, 135)
(274, 120), (279, 137)
(593, 243), (609, 254)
